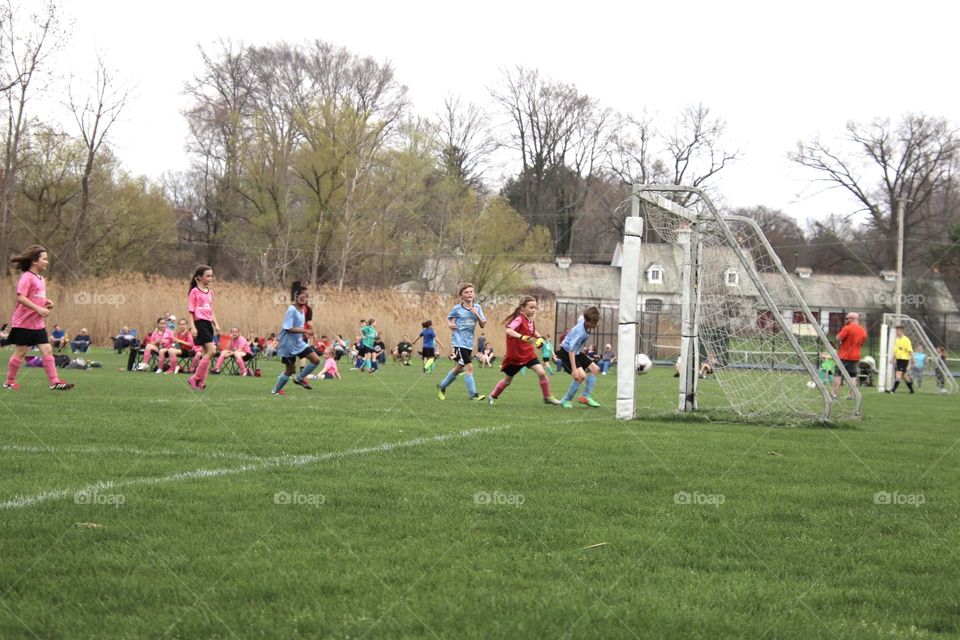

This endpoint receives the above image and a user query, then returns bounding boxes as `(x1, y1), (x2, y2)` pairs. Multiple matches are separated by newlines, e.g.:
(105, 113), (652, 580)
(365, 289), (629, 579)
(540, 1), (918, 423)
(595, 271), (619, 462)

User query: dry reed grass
(0, 275), (557, 355)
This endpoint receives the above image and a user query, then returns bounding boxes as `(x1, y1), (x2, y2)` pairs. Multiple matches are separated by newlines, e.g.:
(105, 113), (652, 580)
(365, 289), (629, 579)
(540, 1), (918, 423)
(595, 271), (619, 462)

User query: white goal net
(617, 185), (862, 424)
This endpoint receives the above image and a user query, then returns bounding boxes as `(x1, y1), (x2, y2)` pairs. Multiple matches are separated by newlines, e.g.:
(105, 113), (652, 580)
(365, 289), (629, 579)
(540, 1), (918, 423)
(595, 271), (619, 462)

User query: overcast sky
(49, 0), (960, 223)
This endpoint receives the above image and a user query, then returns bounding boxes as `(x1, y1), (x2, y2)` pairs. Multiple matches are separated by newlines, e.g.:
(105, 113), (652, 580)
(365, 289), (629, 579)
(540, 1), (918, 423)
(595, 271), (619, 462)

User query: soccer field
(1, 350), (957, 639)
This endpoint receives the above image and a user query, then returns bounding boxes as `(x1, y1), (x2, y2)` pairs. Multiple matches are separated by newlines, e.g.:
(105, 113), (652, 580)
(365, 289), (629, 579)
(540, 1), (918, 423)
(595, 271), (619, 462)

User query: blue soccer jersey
(447, 303), (485, 349)
(560, 318), (592, 354)
(277, 305), (308, 358)
(420, 328), (436, 349)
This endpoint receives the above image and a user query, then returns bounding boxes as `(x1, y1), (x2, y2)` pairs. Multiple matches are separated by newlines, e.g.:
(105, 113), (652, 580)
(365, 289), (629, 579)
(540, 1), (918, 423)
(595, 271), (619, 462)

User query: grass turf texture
(1, 349), (958, 639)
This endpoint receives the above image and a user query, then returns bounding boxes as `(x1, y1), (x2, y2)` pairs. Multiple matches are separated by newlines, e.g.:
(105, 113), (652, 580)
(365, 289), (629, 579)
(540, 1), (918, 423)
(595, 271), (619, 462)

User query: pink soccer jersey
(188, 287), (214, 321)
(10, 271), (46, 330)
(159, 328), (175, 348)
(231, 336), (251, 354)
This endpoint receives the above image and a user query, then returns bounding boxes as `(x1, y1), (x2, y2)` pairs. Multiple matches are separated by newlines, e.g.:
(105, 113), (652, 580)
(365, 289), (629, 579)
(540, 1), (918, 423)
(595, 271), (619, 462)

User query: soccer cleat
(437, 383), (445, 400)
(292, 377), (313, 390)
(3, 382), (20, 390)
(488, 396), (496, 405)
(543, 396), (562, 406)
(172, 366), (180, 375)
(271, 389), (286, 396)
(135, 362), (150, 371)
(154, 368), (164, 374)
(578, 396), (601, 408)
(470, 394), (486, 401)
(49, 382), (74, 391)
(560, 400), (573, 409)
(187, 377), (203, 390)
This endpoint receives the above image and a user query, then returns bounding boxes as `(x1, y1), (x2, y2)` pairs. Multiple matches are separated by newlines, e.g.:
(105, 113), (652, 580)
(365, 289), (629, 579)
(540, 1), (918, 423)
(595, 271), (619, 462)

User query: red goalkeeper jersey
(504, 315), (537, 365)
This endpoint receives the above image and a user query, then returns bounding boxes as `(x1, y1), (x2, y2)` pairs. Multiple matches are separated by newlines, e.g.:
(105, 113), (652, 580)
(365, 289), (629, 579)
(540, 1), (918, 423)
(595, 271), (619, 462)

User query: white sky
(49, 0), (960, 223)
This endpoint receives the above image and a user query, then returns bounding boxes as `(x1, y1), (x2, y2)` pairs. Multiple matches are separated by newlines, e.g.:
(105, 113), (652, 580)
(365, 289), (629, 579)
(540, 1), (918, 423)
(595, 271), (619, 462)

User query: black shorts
(194, 320), (215, 346)
(7, 327), (49, 347)
(501, 358), (541, 377)
(359, 344), (375, 356)
(453, 347), (473, 366)
(281, 345), (316, 366)
(895, 359), (909, 373)
(422, 347), (435, 358)
(556, 348), (593, 375)
(837, 359), (859, 377)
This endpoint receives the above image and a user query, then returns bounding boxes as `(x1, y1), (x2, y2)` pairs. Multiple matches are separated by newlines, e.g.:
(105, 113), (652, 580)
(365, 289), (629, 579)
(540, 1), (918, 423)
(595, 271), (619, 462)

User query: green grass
(1, 349), (958, 639)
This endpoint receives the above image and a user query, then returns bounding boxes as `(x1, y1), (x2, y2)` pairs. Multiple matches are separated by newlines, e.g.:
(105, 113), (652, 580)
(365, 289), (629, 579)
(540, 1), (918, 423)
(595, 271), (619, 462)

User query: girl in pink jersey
(138, 317), (174, 372)
(163, 318), (195, 374)
(3, 245), (73, 391)
(187, 265), (221, 390)
(319, 347), (341, 380)
(214, 327), (253, 376)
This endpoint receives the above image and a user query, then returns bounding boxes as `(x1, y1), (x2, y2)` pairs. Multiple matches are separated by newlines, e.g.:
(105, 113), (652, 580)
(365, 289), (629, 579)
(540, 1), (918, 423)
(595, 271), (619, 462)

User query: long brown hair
(10, 245), (46, 272)
(504, 295), (537, 324)
(189, 265), (212, 294)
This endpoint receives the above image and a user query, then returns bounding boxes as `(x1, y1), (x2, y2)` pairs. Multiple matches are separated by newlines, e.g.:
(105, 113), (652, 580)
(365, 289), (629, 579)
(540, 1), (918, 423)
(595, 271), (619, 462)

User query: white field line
(0, 426), (511, 511)
(0, 444), (267, 463)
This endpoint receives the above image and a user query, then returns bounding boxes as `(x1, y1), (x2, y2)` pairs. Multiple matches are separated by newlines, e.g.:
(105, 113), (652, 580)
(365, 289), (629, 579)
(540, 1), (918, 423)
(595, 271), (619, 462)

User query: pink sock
(236, 355), (247, 376)
(491, 379), (508, 399)
(6, 355), (22, 384)
(215, 353), (226, 370)
(194, 357), (211, 384)
(539, 377), (552, 399)
(157, 353), (166, 371)
(42, 355), (59, 384)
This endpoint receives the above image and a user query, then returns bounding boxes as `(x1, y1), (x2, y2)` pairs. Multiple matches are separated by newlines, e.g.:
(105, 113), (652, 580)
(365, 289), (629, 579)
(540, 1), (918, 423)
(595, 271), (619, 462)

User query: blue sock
(440, 369), (458, 391)
(584, 374), (597, 398)
(298, 361), (318, 381)
(273, 373), (290, 393)
(562, 379), (581, 402)
(464, 374), (477, 397)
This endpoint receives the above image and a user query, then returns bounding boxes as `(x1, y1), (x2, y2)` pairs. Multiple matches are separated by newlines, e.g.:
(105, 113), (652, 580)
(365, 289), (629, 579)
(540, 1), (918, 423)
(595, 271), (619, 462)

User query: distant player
(911, 344), (926, 389)
(272, 281), (323, 395)
(888, 324), (915, 394)
(360, 319), (378, 373)
(3, 245), (74, 391)
(437, 283), (486, 401)
(411, 320), (443, 373)
(187, 265), (221, 390)
(556, 307), (602, 408)
(934, 345), (948, 392)
(487, 296), (560, 405)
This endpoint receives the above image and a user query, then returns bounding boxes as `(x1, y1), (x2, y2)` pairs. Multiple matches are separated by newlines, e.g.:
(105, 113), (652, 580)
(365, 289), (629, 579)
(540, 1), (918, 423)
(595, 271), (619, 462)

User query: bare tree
(790, 114), (960, 271)
(436, 94), (496, 188)
(66, 57), (128, 277)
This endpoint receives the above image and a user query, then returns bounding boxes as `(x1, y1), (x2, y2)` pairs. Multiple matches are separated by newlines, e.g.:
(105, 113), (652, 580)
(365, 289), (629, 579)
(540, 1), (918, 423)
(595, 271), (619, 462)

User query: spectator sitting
(333, 334), (347, 361)
(318, 347), (341, 380)
(0, 323), (10, 346)
(214, 327), (253, 376)
(478, 344), (495, 367)
(315, 334), (332, 356)
(264, 333), (278, 358)
(599, 343), (616, 375)
(584, 344), (600, 365)
(114, 326), (138, 352)
(393, 335), (414, 365)
(51, 324), (68, 351)
(70, 328), (92, 353)
(137, 318), (174, 371)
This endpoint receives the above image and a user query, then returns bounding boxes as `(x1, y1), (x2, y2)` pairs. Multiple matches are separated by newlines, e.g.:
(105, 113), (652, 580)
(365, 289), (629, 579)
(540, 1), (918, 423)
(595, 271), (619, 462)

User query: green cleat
(578, 396), (601, 408)
(437, 383), (446, 400)
(471, 394), (486, 401)
(560, 400), (573, 409)
(543, 396), (562, 406)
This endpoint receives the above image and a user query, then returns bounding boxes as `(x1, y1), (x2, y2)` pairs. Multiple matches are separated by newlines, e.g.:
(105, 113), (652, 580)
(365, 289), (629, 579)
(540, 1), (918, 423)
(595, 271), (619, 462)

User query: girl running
(3, 245), (73, 391)
(187, 265), (221, 390)
(411, 319), (444, 373)
(272, 281), (323, 394)
(487, 296), (561, 405)
(437, 283), (486, 401)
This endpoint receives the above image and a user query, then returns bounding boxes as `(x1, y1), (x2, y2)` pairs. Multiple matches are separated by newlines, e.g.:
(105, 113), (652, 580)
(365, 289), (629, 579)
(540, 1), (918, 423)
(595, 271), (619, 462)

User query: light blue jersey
(914, 352), (927, 368)
(447, 303), (485, 349)
(560, 318), (592, 354)
(278, 305), (308, 358)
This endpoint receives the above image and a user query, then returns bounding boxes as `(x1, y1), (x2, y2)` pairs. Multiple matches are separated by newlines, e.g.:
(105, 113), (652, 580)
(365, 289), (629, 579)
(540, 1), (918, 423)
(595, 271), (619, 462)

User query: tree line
(1, 1), (958, 296)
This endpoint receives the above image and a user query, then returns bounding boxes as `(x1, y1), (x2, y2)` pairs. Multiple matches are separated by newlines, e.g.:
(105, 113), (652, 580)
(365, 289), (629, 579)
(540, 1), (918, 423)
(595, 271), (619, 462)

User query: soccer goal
(878, 313), (957, 394)
(616, 184), (862, 424)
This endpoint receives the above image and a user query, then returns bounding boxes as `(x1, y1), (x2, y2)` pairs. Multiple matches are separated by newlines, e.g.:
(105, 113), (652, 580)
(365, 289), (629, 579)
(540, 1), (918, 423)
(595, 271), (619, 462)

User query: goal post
(878, 313), (957, 394)
(617, 184), (862, 424)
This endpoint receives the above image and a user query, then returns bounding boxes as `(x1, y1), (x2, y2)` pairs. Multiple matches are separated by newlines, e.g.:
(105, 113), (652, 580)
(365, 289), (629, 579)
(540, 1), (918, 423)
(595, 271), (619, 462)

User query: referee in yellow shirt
(889, 325), (915, 394)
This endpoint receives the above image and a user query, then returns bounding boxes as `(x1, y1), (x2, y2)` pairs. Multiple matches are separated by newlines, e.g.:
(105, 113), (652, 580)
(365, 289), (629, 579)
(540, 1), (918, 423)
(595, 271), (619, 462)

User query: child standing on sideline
(411, 320), (444, 373)
(3, 245), (74, 390)
(935, 345), (948, 392)
(272, 281), (323, 394)
(437, 283), (486, 401)
(187, 265), (221, 390)
(487, 296), (561, 405)
(911, 344), (926, 389)
(556, 307), (602, 408)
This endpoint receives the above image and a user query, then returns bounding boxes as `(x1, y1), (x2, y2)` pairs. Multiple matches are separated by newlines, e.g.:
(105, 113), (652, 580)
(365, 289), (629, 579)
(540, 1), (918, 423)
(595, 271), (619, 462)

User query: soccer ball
(635, 353), (653, 375)
(805, 380), (817, 389)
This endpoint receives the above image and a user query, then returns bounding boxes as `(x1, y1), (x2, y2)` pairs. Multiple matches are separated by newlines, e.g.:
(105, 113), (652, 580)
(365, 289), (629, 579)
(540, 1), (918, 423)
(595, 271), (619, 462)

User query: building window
(724, 269), (739, 286)
(645, 298), (663, 312)
(647, 265), (663, 284)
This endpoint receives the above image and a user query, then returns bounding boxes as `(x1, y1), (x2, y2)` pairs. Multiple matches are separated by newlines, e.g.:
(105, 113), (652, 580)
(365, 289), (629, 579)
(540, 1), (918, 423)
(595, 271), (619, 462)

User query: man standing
(888, 325), (915, 394)
(833, 312), (867, 399)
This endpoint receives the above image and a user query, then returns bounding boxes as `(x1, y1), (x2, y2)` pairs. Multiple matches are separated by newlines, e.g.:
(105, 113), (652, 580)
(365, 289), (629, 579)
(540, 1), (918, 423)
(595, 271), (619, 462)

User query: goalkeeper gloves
(522, 336), (545, 348)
